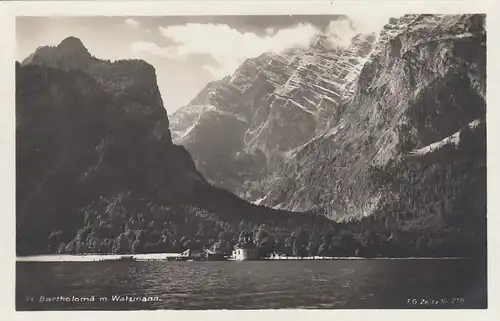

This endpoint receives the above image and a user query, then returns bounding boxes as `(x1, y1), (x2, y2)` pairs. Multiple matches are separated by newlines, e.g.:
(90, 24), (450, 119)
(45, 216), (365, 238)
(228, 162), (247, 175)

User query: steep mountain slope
(17, 20), (486, 259)
(261, 14), (486, 248)
(16, 38), (331, 255)
(170, 32), (376, 199)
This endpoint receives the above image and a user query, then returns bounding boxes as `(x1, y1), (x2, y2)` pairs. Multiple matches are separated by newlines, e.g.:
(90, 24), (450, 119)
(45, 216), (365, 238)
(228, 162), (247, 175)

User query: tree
(113, 233), (130, 254)
(57, 242), (66, 254)
(256, 229), (275, 258)
(131, 239), (143, 253)
(307, 241), (319, 257)
(47, 230), (64, 252)
(293, 229), (309, 257)
(213, 239), (233, 254)
(180, 236), (188, 249)
(318, 243), (327, 257)
(238, 230), (253, 244)
(255, 228), (269, 245)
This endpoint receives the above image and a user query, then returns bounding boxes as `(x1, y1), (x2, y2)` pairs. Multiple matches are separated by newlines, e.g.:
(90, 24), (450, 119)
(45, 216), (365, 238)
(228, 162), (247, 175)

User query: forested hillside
(17, 14), (487, 259)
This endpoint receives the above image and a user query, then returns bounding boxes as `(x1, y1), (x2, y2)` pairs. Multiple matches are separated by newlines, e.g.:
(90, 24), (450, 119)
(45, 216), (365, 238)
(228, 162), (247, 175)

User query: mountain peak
(57, 36), (90, 56)
(59, 36), (84, 45)
(21, 37), (91, 67)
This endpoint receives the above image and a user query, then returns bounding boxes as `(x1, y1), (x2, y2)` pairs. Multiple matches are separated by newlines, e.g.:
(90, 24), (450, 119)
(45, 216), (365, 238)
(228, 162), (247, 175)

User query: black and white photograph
(5, 1), (492, 313)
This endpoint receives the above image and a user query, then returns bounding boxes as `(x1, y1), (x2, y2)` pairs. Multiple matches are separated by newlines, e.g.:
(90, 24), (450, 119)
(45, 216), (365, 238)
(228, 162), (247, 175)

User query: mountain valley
(16, 14), (487, 258)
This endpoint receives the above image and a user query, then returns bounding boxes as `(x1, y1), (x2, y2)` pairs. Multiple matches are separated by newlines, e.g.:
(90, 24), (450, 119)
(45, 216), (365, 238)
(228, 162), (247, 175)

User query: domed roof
(236, 241), (257, 250)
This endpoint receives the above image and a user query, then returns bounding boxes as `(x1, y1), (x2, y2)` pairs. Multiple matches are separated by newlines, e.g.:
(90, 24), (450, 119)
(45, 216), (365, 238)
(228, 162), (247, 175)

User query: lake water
(16, 259), (487, 310)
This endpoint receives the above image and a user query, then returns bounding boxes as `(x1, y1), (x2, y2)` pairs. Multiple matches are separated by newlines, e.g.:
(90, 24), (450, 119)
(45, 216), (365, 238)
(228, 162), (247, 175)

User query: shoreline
(16, 254), (471, 262)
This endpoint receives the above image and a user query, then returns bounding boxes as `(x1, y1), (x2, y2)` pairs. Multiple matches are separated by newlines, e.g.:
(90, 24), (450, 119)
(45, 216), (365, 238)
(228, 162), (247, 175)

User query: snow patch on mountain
(409, 119), (481, 156)
(169, 24), (378, 200)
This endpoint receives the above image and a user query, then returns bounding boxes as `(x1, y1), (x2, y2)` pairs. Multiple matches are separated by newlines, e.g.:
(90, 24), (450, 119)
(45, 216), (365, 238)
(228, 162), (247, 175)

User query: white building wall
(232, 248), (257, 261)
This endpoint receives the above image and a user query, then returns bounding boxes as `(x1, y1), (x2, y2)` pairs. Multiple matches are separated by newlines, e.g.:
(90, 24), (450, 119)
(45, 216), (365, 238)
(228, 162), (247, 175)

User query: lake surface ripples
(16, 259), (487, 310)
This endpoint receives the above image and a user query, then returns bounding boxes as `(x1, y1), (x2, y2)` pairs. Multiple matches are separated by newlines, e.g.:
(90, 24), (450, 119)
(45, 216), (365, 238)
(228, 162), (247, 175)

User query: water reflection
(16, 259), (486, 310)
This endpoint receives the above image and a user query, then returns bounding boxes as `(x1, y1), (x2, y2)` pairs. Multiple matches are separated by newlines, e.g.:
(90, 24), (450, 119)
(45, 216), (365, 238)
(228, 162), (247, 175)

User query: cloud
(130, 41), (177, 58)
(201, 64), (222, 77)
(125, 18), (140, 28)
(323, 19), (358, 49)
(156, 22), (320, 77)
(349, 13), (396, 35)
(323, 14), (395, 49)
(130, 15), (395, 79)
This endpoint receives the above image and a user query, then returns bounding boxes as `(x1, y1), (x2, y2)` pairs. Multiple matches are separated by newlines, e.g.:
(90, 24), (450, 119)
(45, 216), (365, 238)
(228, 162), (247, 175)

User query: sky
(16, 15), (393, 113)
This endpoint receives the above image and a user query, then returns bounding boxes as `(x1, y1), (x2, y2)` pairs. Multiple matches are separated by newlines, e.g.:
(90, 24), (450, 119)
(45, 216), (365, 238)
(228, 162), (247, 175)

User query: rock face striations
(170, 32), (377, 200)
(172, 14), (486, 256)
(17, 14), (486, 258)
(262, 14), (486, 250)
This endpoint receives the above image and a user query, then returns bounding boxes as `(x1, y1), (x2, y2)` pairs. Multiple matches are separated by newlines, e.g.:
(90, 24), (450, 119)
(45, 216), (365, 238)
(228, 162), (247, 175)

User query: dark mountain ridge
(171, 14), (486, 257)
(16, 40), (331, 256)
(260, 14), (487, 255)
(17, 12), (486, 259)
(262, 14), (486, 216)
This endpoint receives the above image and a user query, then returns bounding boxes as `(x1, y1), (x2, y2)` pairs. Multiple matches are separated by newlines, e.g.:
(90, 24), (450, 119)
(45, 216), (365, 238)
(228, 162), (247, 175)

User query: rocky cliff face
(262, 14), (486, 244)
(17, 38), (329, 255)
(170, 31), (376, 199)
(22, 37), (172, 143)
(17, 22), (486, 257)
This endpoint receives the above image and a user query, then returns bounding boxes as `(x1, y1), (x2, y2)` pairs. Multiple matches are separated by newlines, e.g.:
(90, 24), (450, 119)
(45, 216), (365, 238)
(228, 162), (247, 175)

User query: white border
(1, 1), (499, 320)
